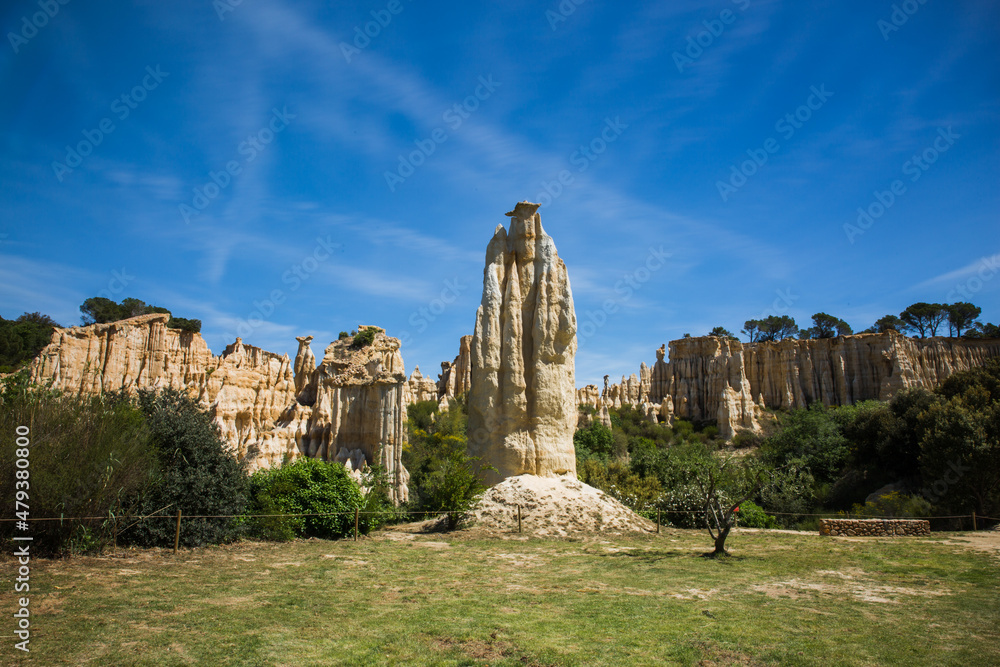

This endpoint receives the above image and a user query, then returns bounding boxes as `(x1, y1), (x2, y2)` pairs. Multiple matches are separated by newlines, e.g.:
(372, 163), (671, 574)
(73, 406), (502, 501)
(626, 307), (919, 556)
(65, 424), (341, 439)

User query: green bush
(122, 390), (248, 548)
(573, 421), (615, 461)
(246, 457), (371, 540)
(847, 491), (932, 519)
(351, 328), (376, 349)
(420, 450), (491, 527)
(759, 403), (848, 485)
(735, 500), (776, 528)
(166, 317), (201, 333)
(0, 312), (58, 373)
(0, 372), (157, 555)
(403, 399), (491, 526)
(577, 458), (662, 515)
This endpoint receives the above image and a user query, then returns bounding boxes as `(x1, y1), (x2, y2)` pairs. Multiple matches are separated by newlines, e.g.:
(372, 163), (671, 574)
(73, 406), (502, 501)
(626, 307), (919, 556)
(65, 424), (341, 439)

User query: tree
(945, 302), (981, 337)
(874, 315), (905, 333)
(573, 421), (616, 461)
(15, 312), (60, 327)
(693, 454), (783, 556)
(965, 322), (1000, 339)
(900, 302), (947, 338)
(80, 297), (124, 324)
(758, 315), (798, 342)
(0, 312), (60, 373)
(708, 326), (736, 339)
(759, 403), (849, 485)
(123, 389), (249, 548)
(166, 317), (201, 333)
(807, 312), (852, 339)
(918, 396), (1000, 517)
(741, 320), (761, 343)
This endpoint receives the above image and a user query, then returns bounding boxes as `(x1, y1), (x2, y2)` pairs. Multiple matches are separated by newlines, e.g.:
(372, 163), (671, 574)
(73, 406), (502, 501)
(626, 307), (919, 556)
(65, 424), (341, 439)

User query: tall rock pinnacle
(468, 201), (578, 485)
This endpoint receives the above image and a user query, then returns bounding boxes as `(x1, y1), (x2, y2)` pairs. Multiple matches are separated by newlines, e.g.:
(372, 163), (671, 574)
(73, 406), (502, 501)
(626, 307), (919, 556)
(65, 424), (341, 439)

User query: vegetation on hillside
(574, 359), (1000, 531)
(403, 395), (492, 525)
(0, 312), (60, 372)
(724, 300), (996, 343)
(79, 296), (202, 333)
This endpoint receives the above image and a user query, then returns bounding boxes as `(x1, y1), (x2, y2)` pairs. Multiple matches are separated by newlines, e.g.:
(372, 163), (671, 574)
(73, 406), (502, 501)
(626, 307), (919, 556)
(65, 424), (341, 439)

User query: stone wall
(818, 518), (930, 537)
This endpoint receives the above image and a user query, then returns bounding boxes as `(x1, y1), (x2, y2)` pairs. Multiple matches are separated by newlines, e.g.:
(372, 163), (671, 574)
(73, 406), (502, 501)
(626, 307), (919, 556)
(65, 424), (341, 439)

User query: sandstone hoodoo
(248, 325), (411, 504)
(30, 316), (411, 504)
(467, 201), (579, 485)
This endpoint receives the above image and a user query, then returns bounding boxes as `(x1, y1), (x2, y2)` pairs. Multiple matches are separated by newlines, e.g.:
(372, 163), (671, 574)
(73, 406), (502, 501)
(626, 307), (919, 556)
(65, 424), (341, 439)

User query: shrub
(0, 313), (59, 373)
(0, 372), (157, 555)
(166, 317), (201, 333)
(122, 390), (249, 548)
(419, 450), (491, 527)
(577, 458), (662, 515)
(350, 328), (376, 349)
(735, 500), (777, 528)
(246, 457), (368, 540)
(573, 421), (615, 461)
(847, 491), (932, 519)
(759, 403), (848, 485)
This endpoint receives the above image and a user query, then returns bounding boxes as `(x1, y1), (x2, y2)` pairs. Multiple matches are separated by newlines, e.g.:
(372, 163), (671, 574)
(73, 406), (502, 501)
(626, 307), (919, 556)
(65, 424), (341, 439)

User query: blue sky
(1, 0), (998, 387)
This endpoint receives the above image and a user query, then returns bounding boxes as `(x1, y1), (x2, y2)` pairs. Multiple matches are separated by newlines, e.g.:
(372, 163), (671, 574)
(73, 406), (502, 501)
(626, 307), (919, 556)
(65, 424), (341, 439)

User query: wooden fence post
(656, 509), (660, 534)
(354, 508), (359, 542)
(173, 510), (182, 554)
(971, 511), (977, 531)
(517, 505), (522, 534)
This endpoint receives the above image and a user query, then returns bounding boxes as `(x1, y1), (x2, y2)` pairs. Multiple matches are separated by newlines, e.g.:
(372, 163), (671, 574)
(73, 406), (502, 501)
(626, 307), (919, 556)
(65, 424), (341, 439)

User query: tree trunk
(712, 525), (731, 556)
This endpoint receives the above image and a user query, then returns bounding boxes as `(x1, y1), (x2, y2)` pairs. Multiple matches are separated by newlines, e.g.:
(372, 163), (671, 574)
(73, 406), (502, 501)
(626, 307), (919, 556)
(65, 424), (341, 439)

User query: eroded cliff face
(30, 316), (410, 503)
(437, 334), (472, 404)
(404, 366), (438, 405)
(467, 201), (578, 485)
(584, 332), (1000, 439)
(249, 326), (410, 503)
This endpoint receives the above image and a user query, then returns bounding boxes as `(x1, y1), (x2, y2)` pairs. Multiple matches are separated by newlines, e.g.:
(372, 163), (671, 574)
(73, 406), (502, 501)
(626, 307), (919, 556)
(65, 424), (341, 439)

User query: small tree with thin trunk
(693, 454), (783, 557)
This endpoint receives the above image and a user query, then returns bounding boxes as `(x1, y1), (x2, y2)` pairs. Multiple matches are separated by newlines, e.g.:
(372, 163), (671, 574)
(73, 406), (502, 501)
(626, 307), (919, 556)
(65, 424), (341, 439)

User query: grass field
(2, 526), (998, 666)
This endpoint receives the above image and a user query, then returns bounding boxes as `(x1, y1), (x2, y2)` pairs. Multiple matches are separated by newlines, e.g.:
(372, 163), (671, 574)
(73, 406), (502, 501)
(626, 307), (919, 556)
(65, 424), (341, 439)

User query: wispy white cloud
(913, 252), (1000, 290)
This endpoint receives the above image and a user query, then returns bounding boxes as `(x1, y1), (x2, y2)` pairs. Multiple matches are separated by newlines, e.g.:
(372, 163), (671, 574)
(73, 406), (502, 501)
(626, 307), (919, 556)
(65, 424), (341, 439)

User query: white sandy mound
(464, 474), (656, 536)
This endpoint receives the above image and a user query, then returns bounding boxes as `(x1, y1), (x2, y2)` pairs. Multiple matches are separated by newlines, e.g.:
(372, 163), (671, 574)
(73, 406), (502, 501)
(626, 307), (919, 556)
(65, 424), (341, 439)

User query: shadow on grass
(598, 549), (698, 563)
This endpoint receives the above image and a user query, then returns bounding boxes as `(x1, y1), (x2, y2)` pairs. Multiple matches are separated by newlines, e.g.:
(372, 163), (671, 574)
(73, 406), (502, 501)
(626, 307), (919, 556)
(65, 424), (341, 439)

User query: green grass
(2, 528), (998, 666)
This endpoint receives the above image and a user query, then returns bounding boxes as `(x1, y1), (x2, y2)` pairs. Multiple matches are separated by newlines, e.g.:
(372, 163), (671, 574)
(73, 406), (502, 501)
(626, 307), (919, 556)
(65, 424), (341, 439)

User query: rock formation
(467, 201), (578, 485)
(246, 325), (410, 503)
(579, 332), (1000, 439)
(404, 366), (438, 405)
(437, 334), (472, 402)
(30, 316), (411, 503)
